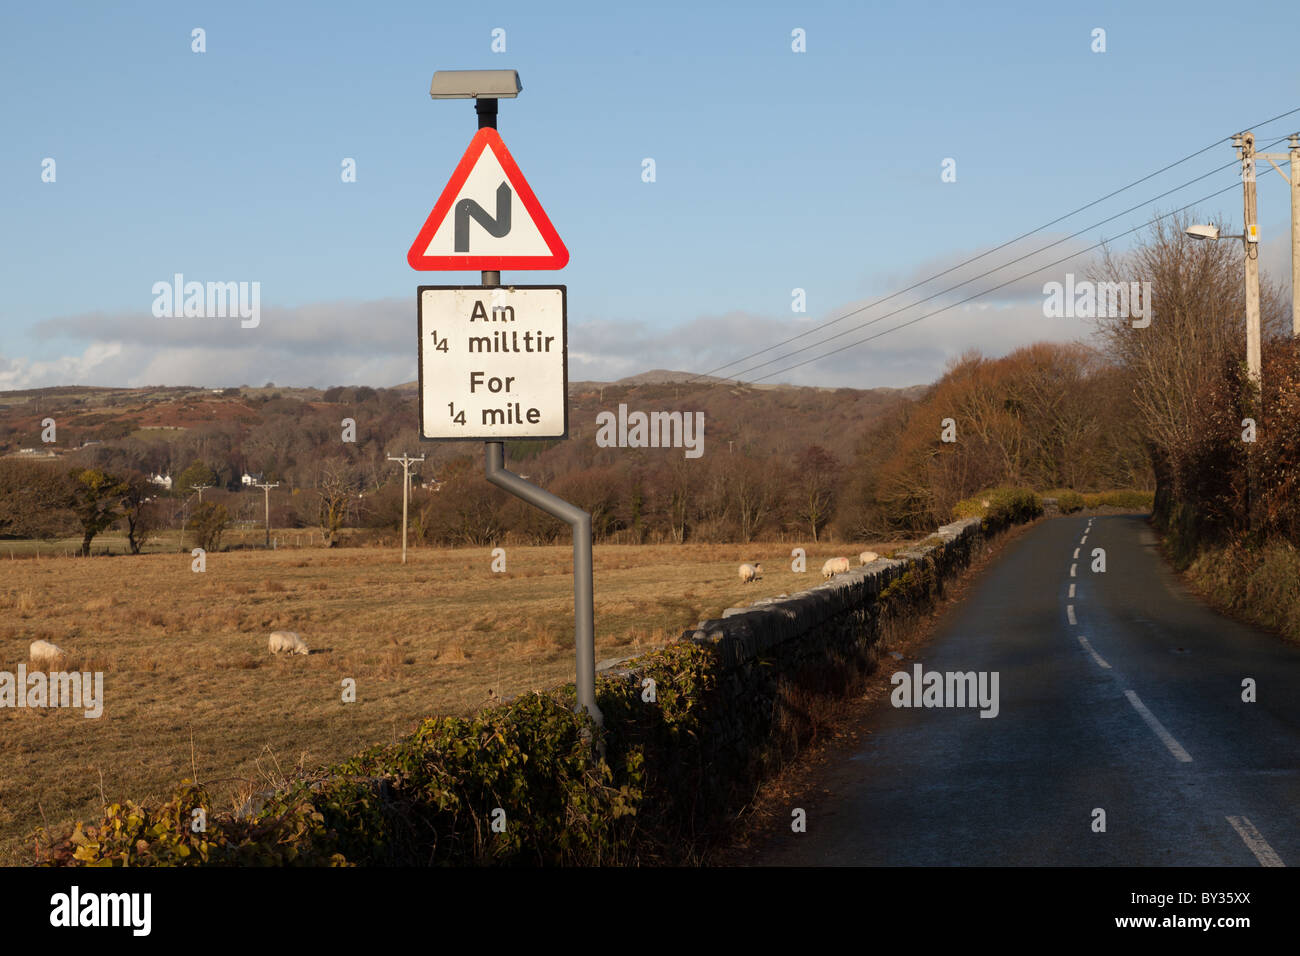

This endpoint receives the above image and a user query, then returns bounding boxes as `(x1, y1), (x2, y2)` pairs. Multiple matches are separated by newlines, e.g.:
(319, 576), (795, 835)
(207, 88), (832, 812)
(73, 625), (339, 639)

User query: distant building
(149, 473), (173, 491)
(241, 472), (264, 487)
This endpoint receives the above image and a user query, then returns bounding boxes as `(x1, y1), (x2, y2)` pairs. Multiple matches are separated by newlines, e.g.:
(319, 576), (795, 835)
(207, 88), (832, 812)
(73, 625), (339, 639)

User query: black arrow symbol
(454, 182), (512, 252)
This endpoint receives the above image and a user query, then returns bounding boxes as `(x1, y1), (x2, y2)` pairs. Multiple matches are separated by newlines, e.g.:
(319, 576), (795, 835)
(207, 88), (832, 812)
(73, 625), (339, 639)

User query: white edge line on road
(1070, 563), (1077, 577)
(1081, 535), (1088, 543)
(1078, 635), (1111, 669)
(1067, 604), (1077, 625)
(1073, 547), (1080, 558)
(1226, 816), (1285, 867)
(1124, 689), (1192, 763)
(1068, 583), (1076, 598)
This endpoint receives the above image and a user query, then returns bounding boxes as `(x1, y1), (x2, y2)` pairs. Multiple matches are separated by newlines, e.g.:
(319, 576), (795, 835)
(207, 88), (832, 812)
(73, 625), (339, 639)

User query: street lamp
(1185, 220), (1261, 387)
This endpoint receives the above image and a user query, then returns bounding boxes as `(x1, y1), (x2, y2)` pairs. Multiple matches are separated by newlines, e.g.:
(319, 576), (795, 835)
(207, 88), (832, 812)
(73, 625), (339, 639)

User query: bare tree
(792, 445), (839, 542)
(1090, 211), (1288, 517)
(315, 460), (359, 547)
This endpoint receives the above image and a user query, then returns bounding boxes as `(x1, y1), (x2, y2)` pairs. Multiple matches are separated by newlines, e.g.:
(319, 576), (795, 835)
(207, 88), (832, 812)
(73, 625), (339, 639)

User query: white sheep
(268, 631), (309, 656)
(29, 639), (64, 665)
(859, 550), (879, 566)
(738, 562), (762, 583)
(821, 557), (851, 578)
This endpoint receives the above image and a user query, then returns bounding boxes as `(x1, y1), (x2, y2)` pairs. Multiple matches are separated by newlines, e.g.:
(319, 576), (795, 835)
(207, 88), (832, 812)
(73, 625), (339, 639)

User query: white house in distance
(149, 473), (173, 492)
(241, 472), (263, 487)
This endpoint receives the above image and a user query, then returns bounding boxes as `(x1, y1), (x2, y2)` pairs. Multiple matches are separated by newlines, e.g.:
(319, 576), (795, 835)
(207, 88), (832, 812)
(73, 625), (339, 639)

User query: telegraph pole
(190, 483), (213, 505)
(1238, 132), (1263, 388)
(1256, 132), (1300, 336)
(1293, 134), (1299, 336)
(387, 453), (425, 564)
(254, 481), (279, 548)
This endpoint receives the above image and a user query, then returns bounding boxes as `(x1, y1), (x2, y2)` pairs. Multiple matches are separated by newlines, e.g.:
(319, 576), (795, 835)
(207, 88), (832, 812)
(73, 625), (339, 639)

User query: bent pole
(484, 441), (603, 728)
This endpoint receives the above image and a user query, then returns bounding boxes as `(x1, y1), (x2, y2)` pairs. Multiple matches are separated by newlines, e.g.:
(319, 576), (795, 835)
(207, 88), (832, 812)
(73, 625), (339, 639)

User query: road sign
(407, 128), (569, 271)
(417, 285), (568, 441)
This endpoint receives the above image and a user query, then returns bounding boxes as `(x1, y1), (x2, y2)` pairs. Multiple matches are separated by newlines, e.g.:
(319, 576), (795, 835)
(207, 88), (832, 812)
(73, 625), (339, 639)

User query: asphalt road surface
(754, 514), (1300, 866)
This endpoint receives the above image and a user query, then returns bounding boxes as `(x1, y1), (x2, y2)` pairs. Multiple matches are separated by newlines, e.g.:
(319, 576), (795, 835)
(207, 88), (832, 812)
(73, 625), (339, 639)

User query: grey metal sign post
(410, 70), (602, 729)
(484, 437), (601, 728)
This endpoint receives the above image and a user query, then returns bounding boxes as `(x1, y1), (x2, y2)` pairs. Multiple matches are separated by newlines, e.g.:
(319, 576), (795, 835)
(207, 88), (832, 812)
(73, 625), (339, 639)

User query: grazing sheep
(268, 631), (309, 656)
(738, 562), (762, 583)
(29, 639), (63, 665)
(859, 550), (879, 566)
(821, 557), (851, 578)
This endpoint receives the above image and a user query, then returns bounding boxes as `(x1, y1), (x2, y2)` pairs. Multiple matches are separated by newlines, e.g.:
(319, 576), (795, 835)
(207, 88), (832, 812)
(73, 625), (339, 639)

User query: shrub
(1082, 490), (1154, 510)
(187, 502), (229, 551)
(953, 486), (1043, 530)
(1184, 537), (1300, 643)
(1042, 489), (1086, 513)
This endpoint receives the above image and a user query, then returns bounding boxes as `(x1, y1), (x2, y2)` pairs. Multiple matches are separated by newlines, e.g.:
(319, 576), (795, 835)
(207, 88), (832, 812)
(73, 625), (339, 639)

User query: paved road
(754, 514), (1300, 866)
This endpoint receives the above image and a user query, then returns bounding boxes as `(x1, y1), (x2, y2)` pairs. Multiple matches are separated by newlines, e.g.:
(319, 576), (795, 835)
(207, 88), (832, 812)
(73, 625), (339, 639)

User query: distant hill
(397, 368), (926, 395)
(0, 374), (931, 482)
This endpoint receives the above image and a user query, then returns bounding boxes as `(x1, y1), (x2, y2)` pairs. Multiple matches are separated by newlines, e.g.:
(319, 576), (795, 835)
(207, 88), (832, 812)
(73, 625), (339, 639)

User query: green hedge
(34, 641), (771, 867)
(1082, 489), (1154, 510)
(953, 487), (1043, 530)
(1042, 489), (1086, 513)
(1184, 538), (1300, 642)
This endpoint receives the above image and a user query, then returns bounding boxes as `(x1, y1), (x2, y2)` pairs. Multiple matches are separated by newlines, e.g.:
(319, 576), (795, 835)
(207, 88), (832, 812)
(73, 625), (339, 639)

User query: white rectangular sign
(418, 285), (568, 441)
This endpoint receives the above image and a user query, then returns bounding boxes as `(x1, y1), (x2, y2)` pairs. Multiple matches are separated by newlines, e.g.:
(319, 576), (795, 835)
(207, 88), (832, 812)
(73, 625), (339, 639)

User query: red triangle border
(407, 128), (569, 271)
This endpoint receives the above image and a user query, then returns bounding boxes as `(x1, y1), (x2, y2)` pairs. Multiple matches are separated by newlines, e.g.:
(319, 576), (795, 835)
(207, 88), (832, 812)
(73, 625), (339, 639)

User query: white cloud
(0, 342), (125, 390)
(7, 285), (1099, 391)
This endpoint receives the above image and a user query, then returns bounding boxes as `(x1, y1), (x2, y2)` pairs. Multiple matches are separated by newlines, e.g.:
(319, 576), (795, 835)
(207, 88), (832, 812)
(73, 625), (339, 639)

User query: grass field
(0, 527), (333, 558)
(0, 538), (898, 864)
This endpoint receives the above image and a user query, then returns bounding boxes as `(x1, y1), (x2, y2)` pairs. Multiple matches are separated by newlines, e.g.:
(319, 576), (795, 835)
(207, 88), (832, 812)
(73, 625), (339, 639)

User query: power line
(732, 130), (1296, 383)
(724, 159), (1240, 381)
(687, 107), (1300, 384)
(747, 179), (1246, 384)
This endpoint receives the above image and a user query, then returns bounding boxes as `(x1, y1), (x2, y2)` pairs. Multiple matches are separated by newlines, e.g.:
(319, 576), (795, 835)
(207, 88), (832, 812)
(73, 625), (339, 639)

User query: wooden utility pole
(1256, 132), (1300, 336)
(388, 453), (425, 564)
(1239, 132), (1263, 388)
(190, 483), (213, 505)
(1293, 134), (1300, 337)
(254, 481), (279, 548)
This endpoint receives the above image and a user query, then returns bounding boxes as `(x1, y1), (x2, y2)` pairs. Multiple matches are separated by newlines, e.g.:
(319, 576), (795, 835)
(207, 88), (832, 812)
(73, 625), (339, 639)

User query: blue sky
(1, 0), (1296, 389)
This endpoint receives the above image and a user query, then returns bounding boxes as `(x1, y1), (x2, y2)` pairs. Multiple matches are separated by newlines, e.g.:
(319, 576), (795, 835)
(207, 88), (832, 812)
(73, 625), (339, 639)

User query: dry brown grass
(0, 539), (896, 864)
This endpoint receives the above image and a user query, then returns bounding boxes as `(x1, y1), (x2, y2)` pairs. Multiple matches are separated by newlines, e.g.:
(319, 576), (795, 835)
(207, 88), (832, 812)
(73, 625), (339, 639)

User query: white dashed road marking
(1070, 563), (1077, 577)
(1124, 690), (1192, 763)
(1226, 816), (1285, 867)
(1077, 635), (1111, 670)
(1067, 604), (1076, 625)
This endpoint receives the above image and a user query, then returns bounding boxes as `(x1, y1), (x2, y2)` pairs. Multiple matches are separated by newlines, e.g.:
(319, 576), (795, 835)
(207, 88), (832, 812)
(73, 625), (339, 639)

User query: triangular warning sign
(407, 127), (569, 271)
